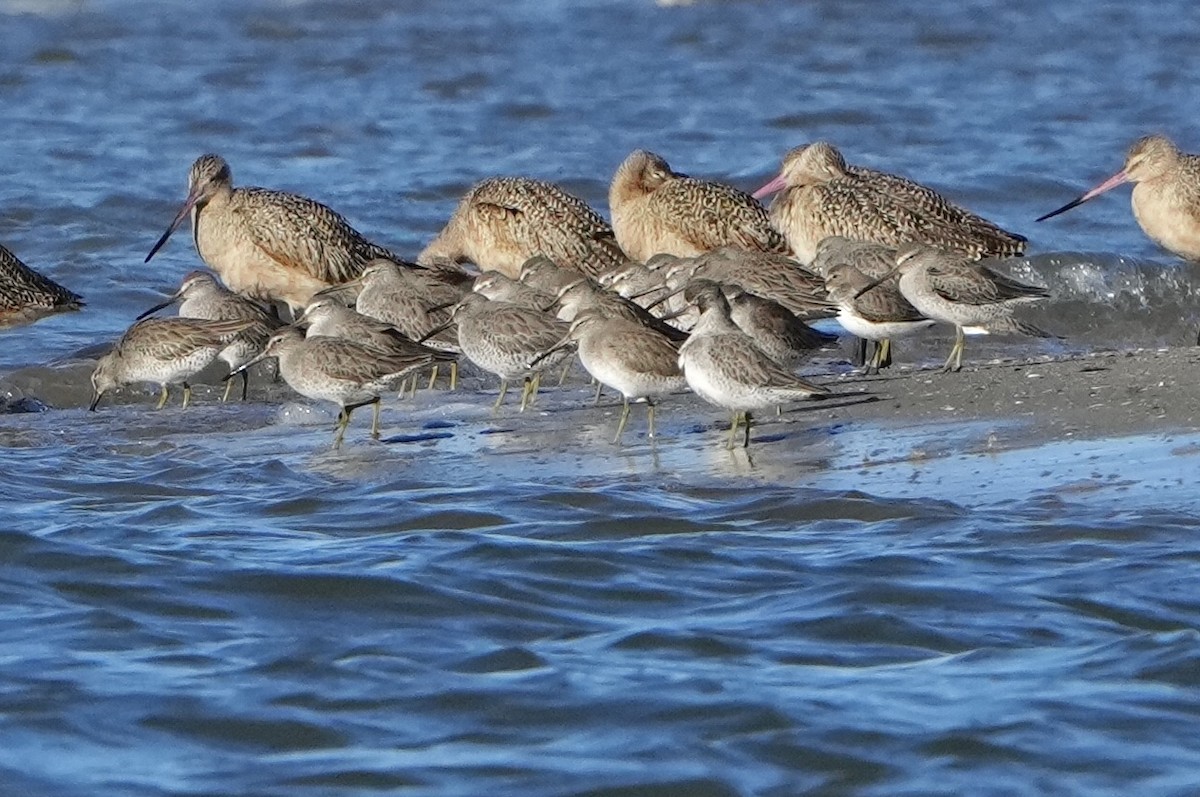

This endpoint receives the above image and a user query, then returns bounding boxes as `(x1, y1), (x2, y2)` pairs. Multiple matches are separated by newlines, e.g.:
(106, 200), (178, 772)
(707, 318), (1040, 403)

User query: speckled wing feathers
(653, 179), (788, 255)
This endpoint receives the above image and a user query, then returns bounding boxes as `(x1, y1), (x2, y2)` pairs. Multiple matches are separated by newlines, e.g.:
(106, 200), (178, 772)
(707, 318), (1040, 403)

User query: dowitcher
(856, 244), (1052, 373)
(517, 255), (586, 295)
(609, 149), (789, 262)
(144, 154), (401, 311)
(426, 293), (571, 412)
(419, 177), (626, 278)
(89, 317), (255, 411)
(539, 310), (686, 442)
(754, 142), (1027, 265)
(137, 270), (283, 401)
(552, 277), (689, 342)
(228, 326), (437, 448)
(679, 282), (829, 448)
(722, 284), (836, 370)
(472, 271), (556, 311)
(1037, 135), (1200, 261)
(352, 258), (465, 352)
(0, 242), (83, 328)
(824, 263), (934, 374)
(681, 247), (834, 320)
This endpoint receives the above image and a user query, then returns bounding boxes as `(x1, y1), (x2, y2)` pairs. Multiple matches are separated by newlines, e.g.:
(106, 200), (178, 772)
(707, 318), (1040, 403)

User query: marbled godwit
(144, 154), (402, 311)
(856, 244), (1052, 373)
(137, 270), (283, 401)
(0, 242), (83, 327)
(824, 263), (934, 374)
(609, 150), (789, 262)
(679, 282), (829, 448)
(1036, 135), (1200, 261)
(89, 317), (255, 411)
(753, 142), (1027, 265)
(538, 310), (687, 442)
(229, 326), (434, 448)
(426, 293), (570, 412)
(419, 178), (626, 279)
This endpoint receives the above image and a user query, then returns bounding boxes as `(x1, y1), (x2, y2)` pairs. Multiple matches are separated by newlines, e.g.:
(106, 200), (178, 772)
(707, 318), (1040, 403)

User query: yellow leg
(332, 407), (352, 449)
(222, 377), (234, 403)
(726, 411), (741, 449)
(427, 365), (439, 391)
(492, 379), (509, 413)
(647, 401), (657, 438)
(592, 380), (603, 405)
(181, 382), (192, 410)
(557, 358), (571, 387)
(942, 326), (965, 373)
(450, 361), (458, 391)
(613, 397), (631, 444)
(519, 375), (536, 413)
(155, 384), (169, 410)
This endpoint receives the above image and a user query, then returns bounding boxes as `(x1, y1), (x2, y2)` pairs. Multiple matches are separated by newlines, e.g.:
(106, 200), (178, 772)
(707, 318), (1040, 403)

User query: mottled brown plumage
(609, 150), (789, 262)
(0, 242), (83, 327)
(145, 154), (402, 311)
(755, 142), (1027, 265)
(419, 177), (626, 278)
(681, 247), (834, 321)
(353, 258), (465, 352)
(90, 317), (255, 410)
(553, 277), (689, 342)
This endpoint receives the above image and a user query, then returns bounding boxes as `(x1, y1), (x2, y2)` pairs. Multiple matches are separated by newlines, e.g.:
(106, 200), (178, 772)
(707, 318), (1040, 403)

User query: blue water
(3, 0), (1200, 794)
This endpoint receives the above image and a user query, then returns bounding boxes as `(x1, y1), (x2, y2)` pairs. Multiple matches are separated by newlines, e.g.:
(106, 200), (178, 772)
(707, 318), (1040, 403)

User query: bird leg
(450, 361), (458, 391)
(646, 400), (657, 438)
(222, 375), (235, 403)
(593, 380), (603, 405)
(181, 381), (193, 410)
(878, 338), (893, 369)
(743, 410), (754, 448)
(519, 375), (537, 413)
(155, 384), (170, 410)
(613, 397), (631, 444)
(492, 379), (509, 413)
(370, 398), (381, 439)
(557, 359), (571, 387)
(240, 370), (249, 401)
(941, 326), (965, 373)
(427, 365), (439, 391)
(852, 337), (868, 368)
(332, 407), (351, 449)
(726, 411), (742, 450)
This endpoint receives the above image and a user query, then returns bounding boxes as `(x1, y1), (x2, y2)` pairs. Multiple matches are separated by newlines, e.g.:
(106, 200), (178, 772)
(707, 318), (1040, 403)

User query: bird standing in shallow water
(855, 244), (1052, 373)
(823, 263), (934, 374)
(89, 317), (255, 411)
(419, 177), (626, 278)
(1037, 135), (1200, 262)
(137, 270), (283, 401)
(0, 242), (83, 328)
(679, 282), (828, 448)
(144, 154), (402, 312)
(229, 326), (437, 448)
(754, 142), (1027, 265)
(609, 149), (789, 262)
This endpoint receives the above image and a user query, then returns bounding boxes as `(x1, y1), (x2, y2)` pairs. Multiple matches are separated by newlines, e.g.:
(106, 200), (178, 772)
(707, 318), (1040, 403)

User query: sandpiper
(517, 255), (585, 295)
(722, 284), (836, 370)
(679, 282), (829, 448)
(1037, 135), (1200, 261)
(473, 271), (556, 311)
(89, 317), (255, 411)
(0, 242), (83, 328)
(538, 310), (686, 442)
(856, 244), (1053, 373)
(609, 149), (789, 261)
(353, 258), (465, 352)
(419, 177), (626, 278)
(229, 326), (437, 448)
(144, 154), (402, 311)
(754, 142), (1027, 265)
(137, 270), (283, 401)
(824, 263), (934, 374)
(426, 293), (571, 412)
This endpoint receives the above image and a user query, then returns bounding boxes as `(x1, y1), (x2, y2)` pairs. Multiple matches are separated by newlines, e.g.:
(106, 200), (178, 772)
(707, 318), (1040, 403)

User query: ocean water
(3, 0), (1200, 794)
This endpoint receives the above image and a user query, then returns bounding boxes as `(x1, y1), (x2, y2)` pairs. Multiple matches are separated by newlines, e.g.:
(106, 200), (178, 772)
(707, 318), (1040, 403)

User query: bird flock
(4, 134), (1196, 447)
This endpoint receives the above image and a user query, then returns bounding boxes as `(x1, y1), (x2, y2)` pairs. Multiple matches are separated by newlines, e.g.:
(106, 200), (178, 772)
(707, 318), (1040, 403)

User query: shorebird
(472, 271), (556, 311)
(537, 310), (686, 442)
(609, 149), (789, 262)
(678, 247), (833, 320)
(137, 270), (283, 401)
(0, 242), (83, 327)
(517, 255), (585, 295)
(89, 317), (255, 411)
(856, 244), (1052, 373)
(425, 293), (570, 412)
(144, 154), (402, 311)
(824, 263), (935, 374)
(228, 326), (436, 448)
(679, 282), (829, 448)
(352, 258), (464, 351)
(722, 284), (836, 369)
(1036, 135), (1200, 261)
(753, 142), (1027, 265)
(552, 277), (689, 342)
(419, 177), (626, 278)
